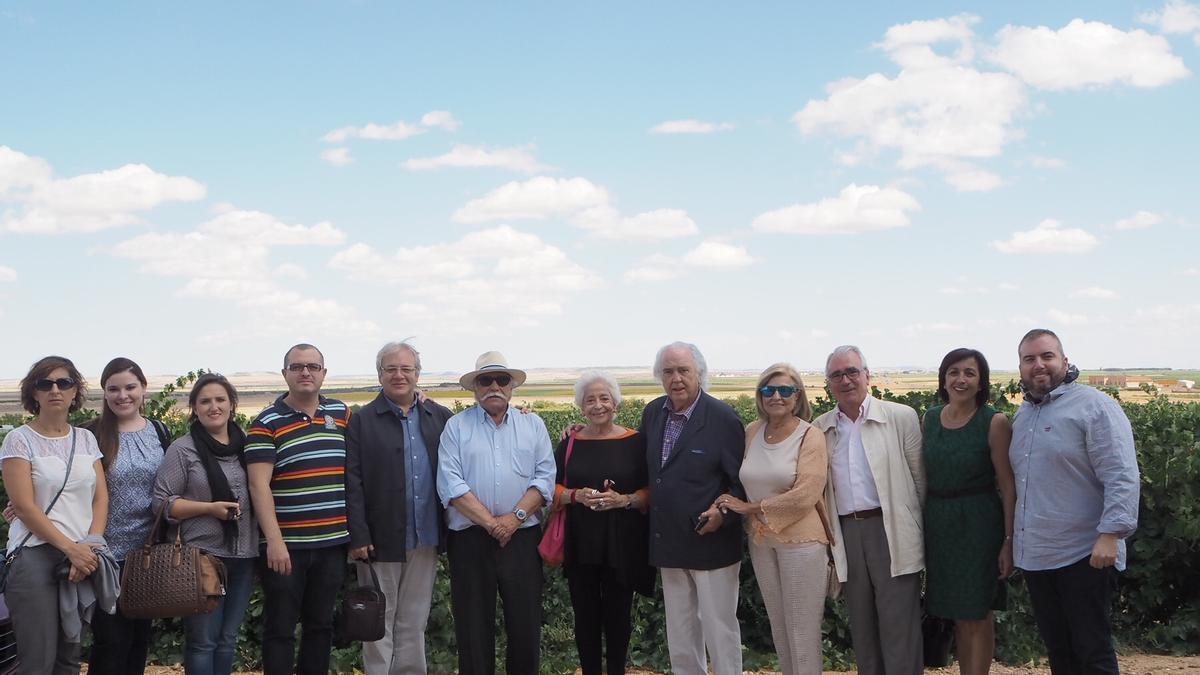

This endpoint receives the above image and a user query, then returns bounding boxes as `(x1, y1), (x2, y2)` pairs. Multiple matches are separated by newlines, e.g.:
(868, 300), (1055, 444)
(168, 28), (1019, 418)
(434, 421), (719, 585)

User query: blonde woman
(713, 363), (829, 675)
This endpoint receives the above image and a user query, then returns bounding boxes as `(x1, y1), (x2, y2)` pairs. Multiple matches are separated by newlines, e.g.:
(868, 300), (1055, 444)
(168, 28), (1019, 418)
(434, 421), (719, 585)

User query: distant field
(1, 369), (1195, 418)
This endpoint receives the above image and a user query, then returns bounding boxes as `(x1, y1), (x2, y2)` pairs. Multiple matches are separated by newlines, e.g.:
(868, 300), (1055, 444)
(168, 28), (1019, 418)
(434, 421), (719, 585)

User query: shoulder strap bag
(334, 560), (387, 645)
(0, 429), (77, 593)
(118, 502), (227, 619)
(538, 431), (577, 566)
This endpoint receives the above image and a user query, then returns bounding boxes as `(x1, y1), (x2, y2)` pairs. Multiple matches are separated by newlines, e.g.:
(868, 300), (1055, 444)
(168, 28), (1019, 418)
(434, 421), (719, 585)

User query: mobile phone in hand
(693, 514), (709, 532)
(603, 479), (616, 491)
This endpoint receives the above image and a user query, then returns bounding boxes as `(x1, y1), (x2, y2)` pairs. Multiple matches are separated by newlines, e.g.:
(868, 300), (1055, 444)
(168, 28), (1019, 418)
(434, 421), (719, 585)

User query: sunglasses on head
(476, 374), (513, 387)
(35, 378), (77, 392)
(759, 384), (799, 398)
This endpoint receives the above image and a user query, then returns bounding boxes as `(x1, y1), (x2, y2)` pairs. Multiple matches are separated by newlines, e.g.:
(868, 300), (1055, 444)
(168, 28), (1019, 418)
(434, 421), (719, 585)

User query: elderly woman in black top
(551, 370), (653, 675)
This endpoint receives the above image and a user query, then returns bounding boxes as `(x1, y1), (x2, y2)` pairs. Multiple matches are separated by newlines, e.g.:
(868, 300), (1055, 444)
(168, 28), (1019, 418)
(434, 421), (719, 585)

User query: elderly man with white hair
(345, 340), (453, 675)
(551, 370), (654, 675)
(436, 351), (555, 675)
(640, 341), (746, 675)
(813, 345), (925, 675)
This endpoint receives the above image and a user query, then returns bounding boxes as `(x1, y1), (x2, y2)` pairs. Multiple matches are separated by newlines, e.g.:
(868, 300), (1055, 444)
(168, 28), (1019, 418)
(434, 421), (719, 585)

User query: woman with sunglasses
(712, 363), (829, 675)
(922, 348), (1014, 675)
(152, 373), (256, 675)
(80, 357), (171, 675)
(1, 356), (109, 673)
(550, 370), (653, 675)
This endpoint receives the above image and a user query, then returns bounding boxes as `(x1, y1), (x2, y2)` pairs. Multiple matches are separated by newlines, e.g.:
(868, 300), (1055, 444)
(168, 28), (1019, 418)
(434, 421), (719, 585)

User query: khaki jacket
(814, 397), (925, 581)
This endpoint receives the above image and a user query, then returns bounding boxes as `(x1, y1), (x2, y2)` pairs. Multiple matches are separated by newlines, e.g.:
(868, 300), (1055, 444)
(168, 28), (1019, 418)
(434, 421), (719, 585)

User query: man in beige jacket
(814, 345), (924, 675)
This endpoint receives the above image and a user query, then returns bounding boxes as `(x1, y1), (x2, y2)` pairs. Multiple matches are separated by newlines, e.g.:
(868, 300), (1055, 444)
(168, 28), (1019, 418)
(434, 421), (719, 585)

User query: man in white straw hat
(436, 350), (556, 675)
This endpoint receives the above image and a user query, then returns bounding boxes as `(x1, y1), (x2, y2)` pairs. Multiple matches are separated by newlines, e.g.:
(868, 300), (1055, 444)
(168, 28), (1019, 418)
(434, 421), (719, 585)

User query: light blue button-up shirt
(1010, 381), (1140, 571)
(436, 404), (556, 532)
(383, 395), (439, 550)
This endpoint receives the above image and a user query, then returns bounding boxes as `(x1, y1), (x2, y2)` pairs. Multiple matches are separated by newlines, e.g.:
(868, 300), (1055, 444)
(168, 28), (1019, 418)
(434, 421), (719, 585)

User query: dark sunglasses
(35, 377), (77, 392)
(759, 384), (799, 398)
(476, 374), (513, 387)
(286, 363), (324, 373)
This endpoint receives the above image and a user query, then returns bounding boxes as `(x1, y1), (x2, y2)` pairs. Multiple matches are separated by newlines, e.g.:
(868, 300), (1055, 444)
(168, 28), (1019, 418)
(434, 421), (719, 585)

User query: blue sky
(1, 2), (1198, 378)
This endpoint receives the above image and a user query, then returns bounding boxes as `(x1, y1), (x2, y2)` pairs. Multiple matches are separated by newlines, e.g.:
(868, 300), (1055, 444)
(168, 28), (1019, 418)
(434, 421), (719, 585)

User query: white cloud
(0, 265), (15, 282)
(682, 240), (755, 268)
(273, 263), (309, 280)
(452, 176), (699, 240)
(991, 218), (1098, 254)
(572, 206), (698, 240)
(197, 209), (345, 246)
(320, 147), (353, 167)
(794, 17), (1026, 191)
(1070, 286), (1119, 299)
(1139, 1), (1200, 45)
(402, 144), (550, 174)
(751, 184), (920, 235)
(1113, 210), (1163, 230)
(1047, 308), (1092, 326)
(452, 177), (609, 223)
(321, 110), (460, 143)
(998, 282), (1020, 291)
(0, 147), (206, 234)
(623, 254), (683, 283)
(329, 225), (601, 329)
(1181, 267), (1199, 277)
(901, 322), (964, 337)
(649, 119), (735, 134)
(989, 19), (1189, 90)
(1029, 155), (1066, 169)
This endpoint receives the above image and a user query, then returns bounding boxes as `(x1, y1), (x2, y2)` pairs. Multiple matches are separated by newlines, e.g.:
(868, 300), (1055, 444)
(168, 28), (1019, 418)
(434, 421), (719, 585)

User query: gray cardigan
(151, 433), (258, 559)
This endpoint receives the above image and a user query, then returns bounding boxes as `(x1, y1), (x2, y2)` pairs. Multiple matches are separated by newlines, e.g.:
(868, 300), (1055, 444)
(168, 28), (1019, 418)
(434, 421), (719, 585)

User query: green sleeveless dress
(923, 404), (1007, 619)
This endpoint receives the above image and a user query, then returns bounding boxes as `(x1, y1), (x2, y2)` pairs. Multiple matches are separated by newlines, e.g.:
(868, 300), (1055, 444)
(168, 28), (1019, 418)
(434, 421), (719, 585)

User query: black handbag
(335, 561), (386, 645)
(922, 611), (956, 668)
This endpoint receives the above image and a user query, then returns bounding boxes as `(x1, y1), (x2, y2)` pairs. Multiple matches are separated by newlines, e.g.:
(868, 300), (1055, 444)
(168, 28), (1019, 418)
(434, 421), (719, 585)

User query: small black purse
(334, 561), (386, 646)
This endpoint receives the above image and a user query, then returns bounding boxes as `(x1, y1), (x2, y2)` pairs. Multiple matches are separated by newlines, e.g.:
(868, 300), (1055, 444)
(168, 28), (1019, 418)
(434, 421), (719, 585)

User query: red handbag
(538, 432), (576, 566)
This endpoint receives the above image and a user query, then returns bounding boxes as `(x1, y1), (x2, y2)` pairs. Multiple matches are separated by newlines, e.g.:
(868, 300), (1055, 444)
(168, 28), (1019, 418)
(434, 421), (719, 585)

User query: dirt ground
(132, 653), (1200, 674)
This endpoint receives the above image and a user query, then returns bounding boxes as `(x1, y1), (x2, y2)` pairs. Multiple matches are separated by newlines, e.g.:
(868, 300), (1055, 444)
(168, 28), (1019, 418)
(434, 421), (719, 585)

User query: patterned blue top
(105, 420), (164, 561)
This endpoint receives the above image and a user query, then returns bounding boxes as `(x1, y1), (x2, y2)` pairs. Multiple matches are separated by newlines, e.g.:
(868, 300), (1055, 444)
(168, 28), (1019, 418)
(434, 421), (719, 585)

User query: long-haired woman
(1, 356), (109, 673)
(81, 357), (171, 675)
(152, 373), (256, 675)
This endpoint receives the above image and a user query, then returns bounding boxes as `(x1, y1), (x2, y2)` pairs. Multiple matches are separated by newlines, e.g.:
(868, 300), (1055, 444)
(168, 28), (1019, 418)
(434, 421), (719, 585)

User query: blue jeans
(183, 557), (255, 675)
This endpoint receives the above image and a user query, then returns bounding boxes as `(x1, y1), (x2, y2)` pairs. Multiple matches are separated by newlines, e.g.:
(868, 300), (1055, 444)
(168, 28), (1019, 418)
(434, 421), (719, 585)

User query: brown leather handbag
(119, 503), (227, 619)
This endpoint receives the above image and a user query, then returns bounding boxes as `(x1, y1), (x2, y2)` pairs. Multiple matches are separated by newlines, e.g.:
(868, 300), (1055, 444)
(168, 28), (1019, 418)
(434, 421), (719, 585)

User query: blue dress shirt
(383, 395), (440, 550)
(436, 405), (556, 532)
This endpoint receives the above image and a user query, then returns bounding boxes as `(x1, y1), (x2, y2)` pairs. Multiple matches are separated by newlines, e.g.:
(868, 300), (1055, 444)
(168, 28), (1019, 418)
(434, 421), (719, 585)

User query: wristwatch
(513, 508), (528, 522)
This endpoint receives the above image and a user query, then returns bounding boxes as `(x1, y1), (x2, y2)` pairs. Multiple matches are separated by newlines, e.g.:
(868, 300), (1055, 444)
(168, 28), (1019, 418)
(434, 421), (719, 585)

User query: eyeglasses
(476, 374), (512, 387)
(383, 366), (418, 376)
(759, 385), (799, 398)
(286, 363), (324, 373)
(827, 368), (863, 382)
(34, 378), (77, 392)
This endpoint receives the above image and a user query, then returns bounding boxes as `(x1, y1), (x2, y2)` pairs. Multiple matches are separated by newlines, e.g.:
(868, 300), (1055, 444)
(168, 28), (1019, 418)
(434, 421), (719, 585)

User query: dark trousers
(258, 545), (347, 675)
(88, 562), (153, 675)
(1023, 557), (1120, 675)
(567, 564), (635, 675)
(447, 526), (543, 675)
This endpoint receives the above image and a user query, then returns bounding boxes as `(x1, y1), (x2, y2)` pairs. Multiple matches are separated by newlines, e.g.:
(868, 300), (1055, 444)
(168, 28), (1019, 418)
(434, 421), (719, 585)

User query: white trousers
(660, 562), (743, 675)
(361, 546), (438, 675)
(749, 541), (829, 675)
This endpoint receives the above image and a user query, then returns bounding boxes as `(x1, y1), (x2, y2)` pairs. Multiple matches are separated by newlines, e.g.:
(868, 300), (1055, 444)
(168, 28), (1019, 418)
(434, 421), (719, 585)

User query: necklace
(764, 417), (799, 442)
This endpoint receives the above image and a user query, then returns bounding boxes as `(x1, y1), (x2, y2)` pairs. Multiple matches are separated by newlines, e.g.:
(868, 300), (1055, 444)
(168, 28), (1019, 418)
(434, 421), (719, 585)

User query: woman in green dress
(923, 348), (1015, 675)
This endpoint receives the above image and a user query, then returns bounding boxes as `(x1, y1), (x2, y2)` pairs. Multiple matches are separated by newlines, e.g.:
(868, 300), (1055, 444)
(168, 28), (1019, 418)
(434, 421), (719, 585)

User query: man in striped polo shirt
(247, 343), (351, 675)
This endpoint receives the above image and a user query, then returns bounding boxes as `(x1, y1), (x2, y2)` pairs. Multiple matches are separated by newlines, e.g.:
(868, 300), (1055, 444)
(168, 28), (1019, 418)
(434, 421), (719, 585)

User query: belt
(840, 507), (882, 520)
(928, 483), (994, 499)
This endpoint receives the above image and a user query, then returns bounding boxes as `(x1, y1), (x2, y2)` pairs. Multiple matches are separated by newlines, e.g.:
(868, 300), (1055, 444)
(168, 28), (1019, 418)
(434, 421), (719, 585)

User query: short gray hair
(376, 339), (422, 374)
(825, 345), (869, 375)
(573, 370), (623, 409)
(653, 341), (710, 389)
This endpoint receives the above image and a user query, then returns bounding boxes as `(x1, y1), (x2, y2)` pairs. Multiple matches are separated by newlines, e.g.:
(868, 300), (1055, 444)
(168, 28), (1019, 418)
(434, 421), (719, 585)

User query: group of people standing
(0, 329), (1140, 675)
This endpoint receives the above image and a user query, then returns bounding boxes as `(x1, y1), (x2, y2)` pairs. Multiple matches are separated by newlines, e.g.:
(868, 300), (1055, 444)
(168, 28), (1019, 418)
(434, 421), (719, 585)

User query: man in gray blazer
(345, 340), (453, 675)
(813, 345), (924, 675)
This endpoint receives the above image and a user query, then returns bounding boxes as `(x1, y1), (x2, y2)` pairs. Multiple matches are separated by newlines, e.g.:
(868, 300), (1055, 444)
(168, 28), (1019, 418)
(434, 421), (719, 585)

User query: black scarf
(189, 420), (247, 548)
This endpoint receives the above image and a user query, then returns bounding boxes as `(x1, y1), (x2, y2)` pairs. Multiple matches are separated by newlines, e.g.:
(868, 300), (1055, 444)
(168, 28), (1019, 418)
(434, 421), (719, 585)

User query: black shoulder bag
(0, 429), (78, 593)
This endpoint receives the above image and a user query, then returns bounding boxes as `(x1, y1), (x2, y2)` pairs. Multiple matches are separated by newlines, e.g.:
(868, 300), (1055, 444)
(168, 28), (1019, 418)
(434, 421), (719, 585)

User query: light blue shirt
(436, 404), (556, 532)
(382, 396), (439, 550)
(1010, 381), (1140, 571)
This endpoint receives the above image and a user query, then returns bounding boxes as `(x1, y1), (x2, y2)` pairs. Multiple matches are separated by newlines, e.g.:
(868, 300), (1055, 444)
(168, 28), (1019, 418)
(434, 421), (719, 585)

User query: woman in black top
(552, 370), (654, 675)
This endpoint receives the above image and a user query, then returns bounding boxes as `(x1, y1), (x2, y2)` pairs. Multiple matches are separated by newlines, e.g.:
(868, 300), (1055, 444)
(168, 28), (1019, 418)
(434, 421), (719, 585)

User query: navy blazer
(346, 393), (454, 562)
(641, 391), (746, 570)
